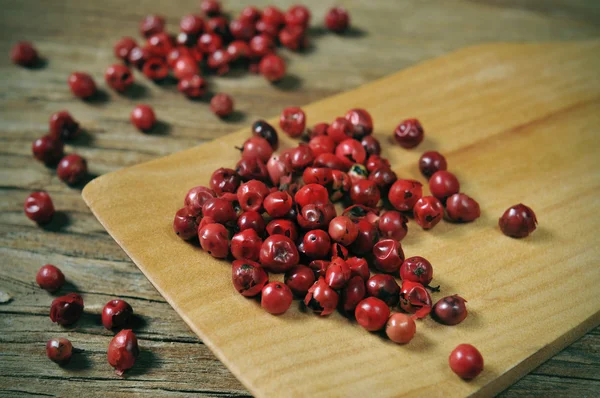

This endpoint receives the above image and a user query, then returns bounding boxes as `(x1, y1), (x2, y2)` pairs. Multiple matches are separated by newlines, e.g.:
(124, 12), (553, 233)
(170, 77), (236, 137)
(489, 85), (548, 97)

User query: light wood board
(82, 41), (600, 397)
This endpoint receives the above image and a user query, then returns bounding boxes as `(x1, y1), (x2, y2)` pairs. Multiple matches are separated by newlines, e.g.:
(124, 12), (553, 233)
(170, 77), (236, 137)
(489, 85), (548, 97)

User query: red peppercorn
(399, 280), (432, 318)
(365, 155), (389, 172)
(32, 135), (64, 165)
(328, 215), (358, 246)
(11, 41), (38, 66)
(231, 229), (263, 261)
(201, 0), (222, 17)
(419, 151), (447, 179)
(46, 337), (73, 365)
(366, 274), (400, 306)
(336, 138), (367, 165)
(285, 5), (311, 28)
(340, 275), (366, 313)
(180, 14), (204, 35)
(344, 108), (373, 138)
(413, 196), (444, 229)
(386, 313), (416, 344)
(108, 329), (139, 376)
(147, 34), (174, 57)
(433, 295), (468, 325)
(49, 111), (81, 141)
(330, 170), (352, 201)
(210, 167), (241, 196)
(300, 230), (330, 259)
(343, 204), (379, 223)
(173, 56), (200, 80)
(240, 6), (261, 23)
(50, 293), (84, 326)
(237, 211), (266, 235)
(446, 193), (481, 222)
(400, 256), (433, 286)
(285, 265), (316, 296)
(302, 167), (333, 186)
(378, 211), (408, 241)
(449, 344), (484, 380)
(267, 219), (299, 242)
(102, 299), (133, 330)
(327, 117), (354, 143)
(236, 157), (269, 182)
(307, 260), (328, 279)
(128, 46), (151, 69)
(57, 154), (88, 185)
(262, 6), (285, 26)
(197, 33), (223, 54)
(142, 57), (169, 80)
(210, 93), (234, 118)
(304, 277), (339, 316)
(228, 18), (255, 41)
(178, 75), (207, 98)
(105, 64), (134, 93)
(429, 170), (460, 202)
(394, 118), (424, 149)
(286, 145), (314, 173)
(237, 180), (269, 212)
(140, 15), (165, 37)
(313, 153), (350, 171)
(207, 49), (231, 75)
(308, 135), (336, 157)
(307, 122), (330, 139)
(24, 191), (55, 224)
(368, 167), (397, 192)
(130, 104), (156, 132)
(227, 40), (251, 62)
(251, 120), (278, 149)
(202, 197), (237, 224)
(259, 235), (299, 273)
(261, 281), (293, 315)
(36, 264), (65, 292)
(240, 136), (273, 163)
(388, 179), (423, 212)
(199, 223), (230, 258)
(263, 191), (293, 218)
(350, 180), (381, 207)
(259, 54), (287, 82)
(355, 297), (389, 331)
(325, 7), (350, 33)
(330, 241), (349, 259)
(325, 257), (351, 289)
(372, 238), (405, 273)
(114, 37), (138, 62)
(68, 72), (96, 99)
(266, 154), (291, 186)
(295, 184), (329, 208)
(499, 203), (537, 238)
(173, 207), (200, 240)
(346, 257), (370, 281)
(232, 259), (268, 297)
(361, 135), (381, 156)
(296, 204), (326, 230)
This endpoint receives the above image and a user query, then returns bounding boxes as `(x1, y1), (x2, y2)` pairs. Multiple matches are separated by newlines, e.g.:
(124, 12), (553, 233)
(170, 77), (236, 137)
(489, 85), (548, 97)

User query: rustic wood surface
(82, 41), (600, 397)
(1, 0), (599, 396)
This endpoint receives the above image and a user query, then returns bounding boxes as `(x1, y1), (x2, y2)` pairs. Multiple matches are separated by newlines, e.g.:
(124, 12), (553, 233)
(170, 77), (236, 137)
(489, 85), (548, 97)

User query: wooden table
(1, 1), (599, 396)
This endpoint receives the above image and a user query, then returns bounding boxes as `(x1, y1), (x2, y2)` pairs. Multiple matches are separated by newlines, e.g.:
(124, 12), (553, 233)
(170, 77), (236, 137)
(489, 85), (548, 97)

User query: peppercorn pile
(174, 106), (537, 379)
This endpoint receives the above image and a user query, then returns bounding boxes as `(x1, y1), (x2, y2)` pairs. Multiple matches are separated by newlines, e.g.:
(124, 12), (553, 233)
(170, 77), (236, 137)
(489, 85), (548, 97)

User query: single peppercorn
(11, 41), (39, 66)
(355, 297), (390, 332)
(386, 313), (416, 344)
(36, 264), (65, 292)
(57, 154), (88, 185)
(130, 104), (156, 132)
(114, 37), (137, 61)
(433, 295), (468, 325)
(50, 293), (84, 326)
(446, 193), (481, 222)
(46, 338), (73, 365)
(388, 179), (423, 212)
(304, 277), (339, 316)
(140, 15), (165, 38)
(366, 274), (400, 307)
(394, 118), (424, 149)
(261, 282), (293, 315)
(105, 64), (134, 92)
(178, 75), (207, 98)
(68, 72), (97, 99)
(252, 120), (279, 149)
(259, 54), (287, 82)
(285, 265), (316, 296)
(102, 299), (133, 330)
(32, 135), (64, 165)
(142, 57), (169, 80)
(429, 170), (460, 202)
(49, 111), (81, 141)
(210, 93), (234, 117)
(24, 191), (55, 224)
(449, 344), (484, 380)
(419, 151), (447, 179)
(325, 7), (350, 33)
(499, 203), (537, 238)
(413, 196), (444, 229)
(108, 329), (139, 376)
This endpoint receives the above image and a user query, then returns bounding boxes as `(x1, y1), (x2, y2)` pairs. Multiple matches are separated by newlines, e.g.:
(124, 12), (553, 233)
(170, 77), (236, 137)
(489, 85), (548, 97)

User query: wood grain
(82, 41), (600, 397)
(2, 1), (600, 397)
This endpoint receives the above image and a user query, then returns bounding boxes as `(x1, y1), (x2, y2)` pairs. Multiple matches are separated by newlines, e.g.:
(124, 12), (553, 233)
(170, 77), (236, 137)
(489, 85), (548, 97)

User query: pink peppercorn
(130, 105), (156, 132)
(11, 41), (39, 66)
(68, 72), (97, 99)
(210, 93), (234, 117)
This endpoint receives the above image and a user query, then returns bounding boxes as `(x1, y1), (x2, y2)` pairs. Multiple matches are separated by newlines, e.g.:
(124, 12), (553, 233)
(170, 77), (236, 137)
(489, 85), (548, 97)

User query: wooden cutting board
(82, 41), (600, 397)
